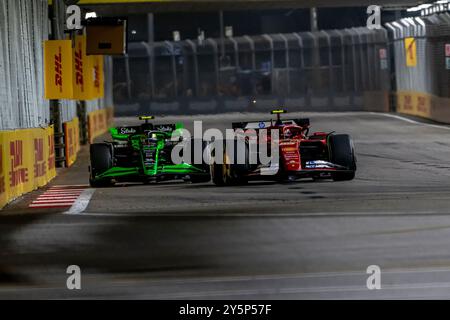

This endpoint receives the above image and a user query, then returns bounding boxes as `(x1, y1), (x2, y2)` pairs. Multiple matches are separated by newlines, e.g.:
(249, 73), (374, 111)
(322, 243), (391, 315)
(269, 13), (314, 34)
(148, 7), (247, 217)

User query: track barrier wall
(63, 117), (80, 168)
(88, 107), (115, 143)
(0, 126), (56, 209)
(387, 13), (450, 123)
(397, 91), (450, 121)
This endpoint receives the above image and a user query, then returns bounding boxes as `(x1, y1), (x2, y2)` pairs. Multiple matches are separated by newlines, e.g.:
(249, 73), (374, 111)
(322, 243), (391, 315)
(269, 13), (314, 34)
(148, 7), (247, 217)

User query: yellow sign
(88, 107), (114, 143)
(397, 91), (431, 119)
(64, 117), (81, 167)
(44, 37), (106, 101)
(405, 38), (417, 67)
(90, 55), (105, 98)
(73, 35), (95, 100)
(44, 40), (74, 99)
(0, 126), (57, 209)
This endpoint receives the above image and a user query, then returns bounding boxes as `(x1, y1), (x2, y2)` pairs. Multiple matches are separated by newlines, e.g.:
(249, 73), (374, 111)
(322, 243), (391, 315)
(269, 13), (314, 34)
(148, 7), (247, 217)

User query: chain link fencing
(115, 26), (391, 116)
(0, 0), (50, 130)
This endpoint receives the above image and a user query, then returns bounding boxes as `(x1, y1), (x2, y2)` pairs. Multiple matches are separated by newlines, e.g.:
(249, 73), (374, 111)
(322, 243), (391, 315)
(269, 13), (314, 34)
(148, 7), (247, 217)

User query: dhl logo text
(75, 43), (84, 91)
(9, 140), (28, 187)
(34, 138), (46, 178)
(55, 47), (63, 92)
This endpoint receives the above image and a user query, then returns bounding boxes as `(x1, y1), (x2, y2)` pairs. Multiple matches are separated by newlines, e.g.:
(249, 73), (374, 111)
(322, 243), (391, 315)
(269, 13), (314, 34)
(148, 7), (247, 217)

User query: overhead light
(407, 4), (432, 12)
(85, 12), (97, 19)
(407, 0), (450, 15)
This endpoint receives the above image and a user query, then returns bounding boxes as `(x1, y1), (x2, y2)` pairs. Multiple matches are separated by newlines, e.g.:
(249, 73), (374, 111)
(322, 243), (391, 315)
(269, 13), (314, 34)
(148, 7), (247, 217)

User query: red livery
(211, 110), (356, 185)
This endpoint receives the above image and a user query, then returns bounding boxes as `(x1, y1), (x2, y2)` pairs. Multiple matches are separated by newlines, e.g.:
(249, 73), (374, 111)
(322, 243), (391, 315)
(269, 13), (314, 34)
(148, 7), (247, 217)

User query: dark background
(126, 7), (406, 42)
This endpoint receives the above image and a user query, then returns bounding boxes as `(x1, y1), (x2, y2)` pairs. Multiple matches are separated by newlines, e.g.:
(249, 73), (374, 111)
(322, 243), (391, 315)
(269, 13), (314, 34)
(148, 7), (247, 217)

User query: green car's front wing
(94, 163), (209, 182)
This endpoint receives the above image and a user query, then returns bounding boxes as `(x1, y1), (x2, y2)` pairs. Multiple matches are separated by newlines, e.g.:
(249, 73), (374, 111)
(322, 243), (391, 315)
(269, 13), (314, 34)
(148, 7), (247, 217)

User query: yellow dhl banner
(73, 35), (95, 100)
(397, 91), (432, 119)
(91, 54), (105, 99)
(0, 126), (57, 209)
(88, 108), (114, 143)
(44, 37), (104, 100)
(404, 37), (417, 67)
(44, 40), (74, 99)
(64, 117), (81, 167)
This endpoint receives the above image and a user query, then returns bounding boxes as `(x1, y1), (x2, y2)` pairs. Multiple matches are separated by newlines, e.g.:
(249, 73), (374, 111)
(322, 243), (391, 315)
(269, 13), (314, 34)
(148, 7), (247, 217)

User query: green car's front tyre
(89, 143), (115, 188)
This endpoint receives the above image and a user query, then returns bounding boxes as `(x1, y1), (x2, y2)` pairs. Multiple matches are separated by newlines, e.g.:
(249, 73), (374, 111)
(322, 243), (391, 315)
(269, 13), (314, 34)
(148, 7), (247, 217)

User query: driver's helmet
(284, 128), (292, 139)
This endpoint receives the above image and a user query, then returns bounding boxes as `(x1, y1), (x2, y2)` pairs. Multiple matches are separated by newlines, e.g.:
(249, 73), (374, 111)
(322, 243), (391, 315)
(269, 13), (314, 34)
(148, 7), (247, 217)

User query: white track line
(64, 189), (96, 215)
(371, 112), (450, 131)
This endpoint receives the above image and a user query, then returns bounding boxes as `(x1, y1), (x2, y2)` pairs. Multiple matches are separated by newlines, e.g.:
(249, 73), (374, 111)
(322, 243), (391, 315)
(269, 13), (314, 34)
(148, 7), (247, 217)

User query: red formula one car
(210, 109), (356, 185)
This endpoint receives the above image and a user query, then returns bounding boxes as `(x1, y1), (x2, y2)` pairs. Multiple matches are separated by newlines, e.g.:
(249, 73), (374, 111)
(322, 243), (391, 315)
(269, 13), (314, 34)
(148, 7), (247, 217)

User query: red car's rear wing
(232, 118), (310, 130)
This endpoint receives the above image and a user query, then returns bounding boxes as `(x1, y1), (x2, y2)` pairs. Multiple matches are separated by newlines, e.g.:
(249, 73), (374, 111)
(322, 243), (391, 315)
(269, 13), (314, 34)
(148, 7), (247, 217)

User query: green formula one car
(89, 116), (210, 187)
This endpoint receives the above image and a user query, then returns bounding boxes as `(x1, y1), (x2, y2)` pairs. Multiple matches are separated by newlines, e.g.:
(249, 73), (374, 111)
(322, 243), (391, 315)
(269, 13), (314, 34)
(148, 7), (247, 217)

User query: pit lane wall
(0, 126), (56, 209)
(62, 107), (115, 168)
(0, 109), (114, 209)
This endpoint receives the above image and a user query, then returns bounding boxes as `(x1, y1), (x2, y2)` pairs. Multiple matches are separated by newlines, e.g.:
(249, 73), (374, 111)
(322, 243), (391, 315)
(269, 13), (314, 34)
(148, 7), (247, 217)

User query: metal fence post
(262, 34), (275, 95)
(207, 38), (220, 96)
(279, 33), (291, 95)
(186, 39), (199, 97)
(50, 0), (65, 167)
(321, 30), (334, 108)
(165, 40), (178, 98)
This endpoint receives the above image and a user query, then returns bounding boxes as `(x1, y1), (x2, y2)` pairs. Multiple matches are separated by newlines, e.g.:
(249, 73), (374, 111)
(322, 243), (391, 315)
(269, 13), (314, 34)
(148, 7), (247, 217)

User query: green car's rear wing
(109, 116), (184, 141)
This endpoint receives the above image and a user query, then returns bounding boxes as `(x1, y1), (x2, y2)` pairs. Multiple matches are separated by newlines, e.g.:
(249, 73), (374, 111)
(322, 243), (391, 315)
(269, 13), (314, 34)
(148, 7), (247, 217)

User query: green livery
(89, 117), (210, 187)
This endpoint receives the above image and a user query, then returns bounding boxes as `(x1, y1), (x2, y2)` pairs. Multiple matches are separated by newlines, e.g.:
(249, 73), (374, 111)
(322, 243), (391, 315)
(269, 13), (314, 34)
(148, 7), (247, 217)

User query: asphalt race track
(2, 111), (450, 299)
